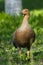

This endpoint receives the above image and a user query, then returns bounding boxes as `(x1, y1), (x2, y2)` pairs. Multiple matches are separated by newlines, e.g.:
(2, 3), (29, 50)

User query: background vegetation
(0, 0), (43, 12)
(0, 0), (43, 65)
(0, 0), (4, 12)
(22, 0), (43, 10)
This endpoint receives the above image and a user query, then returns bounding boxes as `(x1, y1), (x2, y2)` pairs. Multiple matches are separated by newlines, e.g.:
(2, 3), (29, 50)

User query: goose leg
(26, 50), (30, 61)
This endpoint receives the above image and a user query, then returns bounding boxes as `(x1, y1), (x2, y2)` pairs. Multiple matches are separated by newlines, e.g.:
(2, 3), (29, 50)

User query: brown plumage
(13, 9), (35, 53)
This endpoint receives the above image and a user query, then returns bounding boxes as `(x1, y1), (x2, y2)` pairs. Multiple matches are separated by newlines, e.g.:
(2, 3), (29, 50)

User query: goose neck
(23, 14), (29, 23)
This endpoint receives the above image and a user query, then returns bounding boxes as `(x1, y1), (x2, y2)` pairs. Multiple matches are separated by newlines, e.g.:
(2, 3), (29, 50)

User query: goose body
(13, 9), (35, 50)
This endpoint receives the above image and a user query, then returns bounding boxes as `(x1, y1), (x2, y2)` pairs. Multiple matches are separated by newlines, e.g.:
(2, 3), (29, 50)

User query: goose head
(22, 9), (30, 19)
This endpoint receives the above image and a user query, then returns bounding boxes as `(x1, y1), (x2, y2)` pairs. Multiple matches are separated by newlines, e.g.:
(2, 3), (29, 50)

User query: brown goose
(13, 9), (35, 58)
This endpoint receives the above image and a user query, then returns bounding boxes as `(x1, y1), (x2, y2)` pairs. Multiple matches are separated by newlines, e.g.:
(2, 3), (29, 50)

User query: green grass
(0, 10), (43, 65)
